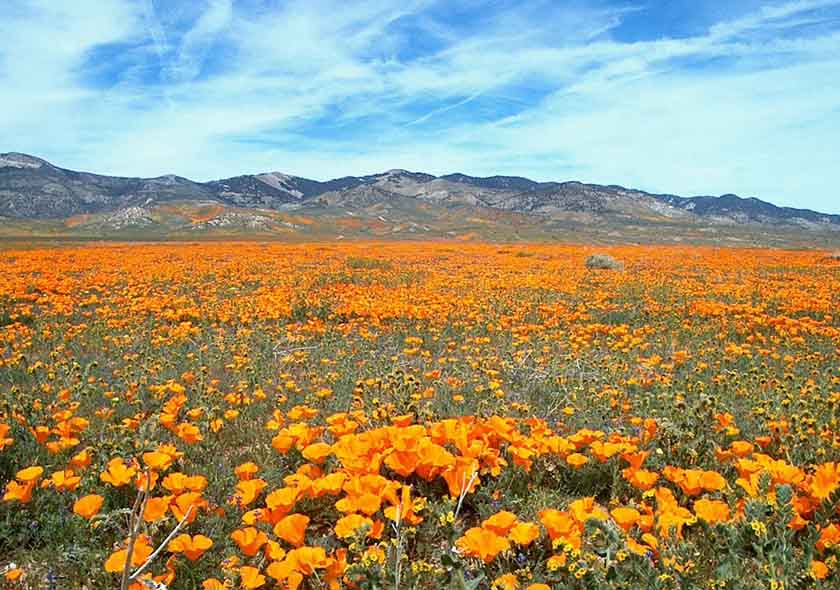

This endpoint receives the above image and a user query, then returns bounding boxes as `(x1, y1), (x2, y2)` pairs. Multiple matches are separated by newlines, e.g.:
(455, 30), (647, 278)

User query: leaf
(464, 574), (485, 590)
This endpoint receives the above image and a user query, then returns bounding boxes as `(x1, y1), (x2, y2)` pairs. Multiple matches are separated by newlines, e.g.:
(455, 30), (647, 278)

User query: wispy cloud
(405, 90), (486, 126)
(166, 0), (233, 83)
(1, 0), (839, 212)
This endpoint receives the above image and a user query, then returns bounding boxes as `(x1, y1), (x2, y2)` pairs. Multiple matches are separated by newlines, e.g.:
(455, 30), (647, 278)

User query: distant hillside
(1, 152), (838, 245)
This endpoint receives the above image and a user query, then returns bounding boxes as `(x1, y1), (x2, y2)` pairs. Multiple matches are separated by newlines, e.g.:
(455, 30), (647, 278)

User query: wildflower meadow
(0, 242), (838, 590)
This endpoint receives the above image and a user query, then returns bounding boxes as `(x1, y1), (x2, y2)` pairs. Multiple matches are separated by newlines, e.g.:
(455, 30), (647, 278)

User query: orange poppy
(482, 511), (519, 536)
(168, 533), (213, 561)
(566, 453), (589, 468)
(693, 498), (729, 525)
(16, 466), (44, 482)
(239, 566), (266, 589)
(235, 462), (260, 481)
(230, 527), (268, 556)
(455, 527), (510, 563)
(301, 442), (332, 464)
(73, 494), (104, 519)
(611, 506), (641, 532)
(811, 560), (829, 580)
(623, 467), (659, 490)
(811, 462), (840, 501)
(4, 480), (36, 504)
(335, 513), (374, 539)
(274, 514), (310, 547)
(143, 451), (174, 471)
(104, 535), (153, 573)
(233, 479), (268, 507)
(508, 522), (541, 546)
(100, 458), (137, 487)
(143, 495), (173, 523)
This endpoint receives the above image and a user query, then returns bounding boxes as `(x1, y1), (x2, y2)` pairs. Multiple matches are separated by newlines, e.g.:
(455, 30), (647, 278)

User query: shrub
(585, 253), (624, 270)
(346, 256), (392, 270)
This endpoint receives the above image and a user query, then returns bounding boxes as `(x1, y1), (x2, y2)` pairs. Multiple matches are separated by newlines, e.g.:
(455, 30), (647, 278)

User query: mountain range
(1, 152), (837, 245)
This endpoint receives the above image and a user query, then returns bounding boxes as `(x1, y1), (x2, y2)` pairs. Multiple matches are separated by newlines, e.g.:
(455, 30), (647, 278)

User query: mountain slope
(1, 153), (838, 241)
(658, 193), (839, 227)
(0, 152), (214, 217)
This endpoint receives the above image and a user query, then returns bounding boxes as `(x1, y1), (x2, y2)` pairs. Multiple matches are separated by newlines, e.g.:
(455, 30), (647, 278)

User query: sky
(1, 1), (839, 213)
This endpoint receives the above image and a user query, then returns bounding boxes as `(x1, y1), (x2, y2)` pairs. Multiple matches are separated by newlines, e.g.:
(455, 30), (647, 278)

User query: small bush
(346, 256), (393, 270)
(585, 253), (624, 270)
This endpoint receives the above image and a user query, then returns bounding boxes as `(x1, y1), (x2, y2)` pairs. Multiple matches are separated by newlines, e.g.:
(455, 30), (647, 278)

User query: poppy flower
(492, 573), (518, 590)
(47, 469), (81, 492)
(590, 441), (625, 462)
(235, 462), (260, 481)
(142, 451), (174, 471)
(104, 535), (153, 573)
(811, 462), (840, 501)
(811, 560), (829, 580)
(569, 497), (608, 523)
(627, 535), (657, 556)
(3, 480), (36, 503)
(335, 513), (374, 539)
(335, 492), (381, 516)
(288, 546), (330, 575)
(239, 566), (266, 589)
(176, 423), (203, 445)
(482, 511), (519, 536)
(171, 491), (205, 523)
(274, 514), (309, 547)
(233, 479), (268, 507)
(730, 441), (754, 457)
(0, 423), (12, 451)
(693, 498), (730, 525)
(265, 487), (301, 518)
(656, 504), (696, 539)
(301, 442), (332, 464)
(700, 471), (727, 493)
(16, 466), (44, 482)
(168, 533), (213, 561)
(442, 457), (480, 497)
(231, 527), (268, 556)
(610, 506), (641, 532)
(73, 494), (104, 519)
(508, 522), (541, 546)
(566, 453), (589, 468)
(384, 485), (424, 526)
(100, 458), (137, 487)
(141, 495), (172, 522)
(817, 523), (840, 551)
(264, 540), (287, 561)
(539, 509), (578, 543)
(70, 448), (92, 469)
(623, 467), (659, 490)
(455, 527), (510, 563)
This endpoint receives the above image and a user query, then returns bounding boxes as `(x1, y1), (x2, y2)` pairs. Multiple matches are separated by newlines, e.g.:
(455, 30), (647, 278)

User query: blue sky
(1, 1), (839, 213)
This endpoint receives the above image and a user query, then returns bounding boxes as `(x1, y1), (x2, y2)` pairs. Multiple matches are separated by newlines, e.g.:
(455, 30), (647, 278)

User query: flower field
(1, 242), (839, 590)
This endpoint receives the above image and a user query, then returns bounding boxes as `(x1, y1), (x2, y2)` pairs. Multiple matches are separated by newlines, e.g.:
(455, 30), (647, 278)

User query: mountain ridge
(1, 153), (838, 243)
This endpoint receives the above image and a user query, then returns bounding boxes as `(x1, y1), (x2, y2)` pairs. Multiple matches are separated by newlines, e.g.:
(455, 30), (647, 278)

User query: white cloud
(168, 0), (233, 83)
(0, 0), (839, 212)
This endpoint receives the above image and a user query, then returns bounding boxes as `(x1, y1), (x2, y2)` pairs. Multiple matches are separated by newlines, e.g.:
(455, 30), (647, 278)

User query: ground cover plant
(0, 241), (838, 590)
